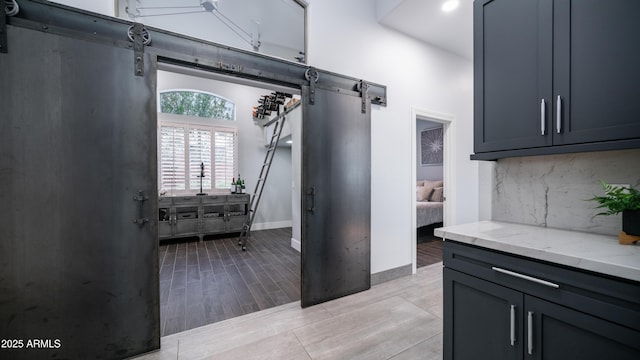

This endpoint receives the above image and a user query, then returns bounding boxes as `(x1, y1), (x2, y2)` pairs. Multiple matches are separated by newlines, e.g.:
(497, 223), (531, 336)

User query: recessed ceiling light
(286, 140), (293, 144)
(442, 0), (460, 13)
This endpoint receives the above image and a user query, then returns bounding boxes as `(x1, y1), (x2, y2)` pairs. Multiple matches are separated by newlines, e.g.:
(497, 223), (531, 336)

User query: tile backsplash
(492, 149), (640, 236)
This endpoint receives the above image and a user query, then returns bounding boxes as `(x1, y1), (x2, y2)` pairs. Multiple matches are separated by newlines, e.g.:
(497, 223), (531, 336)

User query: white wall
(307, 0), (477, 274)
(157, 70), (294, 229)
(51, 0), (114, 16)
(416, 119), (444, 181)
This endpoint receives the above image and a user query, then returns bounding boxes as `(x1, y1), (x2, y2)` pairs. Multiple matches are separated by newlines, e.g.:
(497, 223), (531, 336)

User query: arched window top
(159, 89), (235, 121)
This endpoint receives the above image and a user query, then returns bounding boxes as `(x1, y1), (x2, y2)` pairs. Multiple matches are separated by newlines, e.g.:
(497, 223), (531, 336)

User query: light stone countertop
(434, 221), (640, 282)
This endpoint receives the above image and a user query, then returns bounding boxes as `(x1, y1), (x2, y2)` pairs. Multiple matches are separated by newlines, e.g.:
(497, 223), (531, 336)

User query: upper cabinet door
(474, 0), (553, 153)
(553, 0), (640, 145)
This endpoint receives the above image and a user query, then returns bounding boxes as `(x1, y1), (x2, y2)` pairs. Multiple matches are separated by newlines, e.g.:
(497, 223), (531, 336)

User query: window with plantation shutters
(159, 126), (186, 191)
(157, 89), (237, 195)
(158, 122), (237, 195)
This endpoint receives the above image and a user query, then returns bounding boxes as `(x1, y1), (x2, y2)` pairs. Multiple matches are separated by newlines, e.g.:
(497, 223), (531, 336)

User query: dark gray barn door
(0, 26), (159, 359)
(301, 86), (371, 307)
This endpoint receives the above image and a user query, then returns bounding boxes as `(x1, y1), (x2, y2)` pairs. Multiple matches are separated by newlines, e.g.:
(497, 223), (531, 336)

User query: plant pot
(622, 209), (640, 236)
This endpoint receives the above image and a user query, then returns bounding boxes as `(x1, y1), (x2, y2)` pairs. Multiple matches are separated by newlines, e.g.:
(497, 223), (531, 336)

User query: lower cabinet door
(525, 295), (640, 360)
(202, 218), (225, 234)
(158, 220), (173, 238)
(444, 268), (523, 360)
(175, 219), (199, 235)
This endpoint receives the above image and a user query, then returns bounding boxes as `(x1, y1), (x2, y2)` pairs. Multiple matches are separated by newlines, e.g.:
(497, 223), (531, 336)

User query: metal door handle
(306, 187), (315, 214)
(540, 99), (546, 135)
(510, 305), (516, 346)
(492, 267), (560, 289)
(556, 95), (562, 133)
(528, 311), (534, 355)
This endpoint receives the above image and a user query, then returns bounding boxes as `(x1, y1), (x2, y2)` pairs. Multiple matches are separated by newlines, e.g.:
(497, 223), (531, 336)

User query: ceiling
(377, 0), (473, 60)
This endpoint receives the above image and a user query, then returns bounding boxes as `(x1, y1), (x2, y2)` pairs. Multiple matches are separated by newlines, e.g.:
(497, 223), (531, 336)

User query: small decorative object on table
(197, 162), (207, 195)
(589, 181), (640, 244)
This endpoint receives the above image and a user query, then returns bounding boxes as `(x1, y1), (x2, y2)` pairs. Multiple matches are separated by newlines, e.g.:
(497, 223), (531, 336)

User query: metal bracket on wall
(305, 67), (319, 105)
(357, 80), (369, 114)
(128, 23), (150, 77)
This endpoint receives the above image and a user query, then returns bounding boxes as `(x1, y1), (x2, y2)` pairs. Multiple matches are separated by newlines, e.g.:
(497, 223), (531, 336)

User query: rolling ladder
(238, 100), (300, 251)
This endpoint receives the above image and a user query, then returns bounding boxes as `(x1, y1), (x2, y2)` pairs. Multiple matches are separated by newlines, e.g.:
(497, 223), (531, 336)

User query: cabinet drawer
(158, 197), (172, 206)
(201, 195), (224, 204)
(443, 241), (640, 331)
(227, 194), (250, 203)
(172, 196), (201, 205)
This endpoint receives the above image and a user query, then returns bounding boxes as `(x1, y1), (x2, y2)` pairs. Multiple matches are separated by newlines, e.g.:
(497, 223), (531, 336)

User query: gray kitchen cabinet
(158, 194), (249, 241)
(443, 241), (640, 359)
(473, 0), (640, 160)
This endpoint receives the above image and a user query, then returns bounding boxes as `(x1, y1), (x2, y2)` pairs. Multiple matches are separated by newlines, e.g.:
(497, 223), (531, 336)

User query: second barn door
(301, 85), (371, 307)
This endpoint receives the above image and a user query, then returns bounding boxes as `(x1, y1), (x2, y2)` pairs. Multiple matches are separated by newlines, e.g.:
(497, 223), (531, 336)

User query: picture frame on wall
(421, 127), (443, 166)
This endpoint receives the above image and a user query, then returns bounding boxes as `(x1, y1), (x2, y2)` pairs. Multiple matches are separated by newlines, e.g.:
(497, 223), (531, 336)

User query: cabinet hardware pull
(556, 95), (562, 134)
(540, 99), (546, 135)
(528, 311), (534, 355)
(492, 267), (559, 288)
(510, 304), (516, 346)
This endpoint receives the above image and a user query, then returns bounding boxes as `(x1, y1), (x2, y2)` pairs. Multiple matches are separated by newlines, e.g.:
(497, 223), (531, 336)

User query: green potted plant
(589, 181), (640, 237)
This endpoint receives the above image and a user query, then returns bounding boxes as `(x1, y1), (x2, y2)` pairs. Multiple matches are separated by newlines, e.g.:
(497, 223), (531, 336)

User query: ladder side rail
(238, 115), (286, 250)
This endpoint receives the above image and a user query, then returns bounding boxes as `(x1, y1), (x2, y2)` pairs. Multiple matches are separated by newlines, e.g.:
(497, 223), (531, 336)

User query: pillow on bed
(416, 186), (432, 201)
(416, 180), (424, 187)
(423, 179), (444, 189)
(430, 187), (444, 202)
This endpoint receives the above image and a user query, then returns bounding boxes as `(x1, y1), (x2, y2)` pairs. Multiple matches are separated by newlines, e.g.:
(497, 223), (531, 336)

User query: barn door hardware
(0, 7), (6, 54)
(1, 0), (20, 54)
(127, 23), (151, 77)
(305, 67), (319, 105)
(133, 190), (149, 226)
(357, 80), (369, 114)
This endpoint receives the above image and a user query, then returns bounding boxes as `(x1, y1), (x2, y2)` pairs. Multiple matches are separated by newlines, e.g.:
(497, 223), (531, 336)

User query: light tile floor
(135, 262), (443, 360)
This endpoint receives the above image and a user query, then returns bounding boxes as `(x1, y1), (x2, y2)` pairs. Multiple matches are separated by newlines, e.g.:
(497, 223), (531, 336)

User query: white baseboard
(290, 237), (301, 252)
(250, 220), (293, 231)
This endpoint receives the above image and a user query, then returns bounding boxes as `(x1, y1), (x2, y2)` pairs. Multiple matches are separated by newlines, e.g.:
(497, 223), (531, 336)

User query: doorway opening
(411, 108), (455, 273)
(156, 64), (302, 336)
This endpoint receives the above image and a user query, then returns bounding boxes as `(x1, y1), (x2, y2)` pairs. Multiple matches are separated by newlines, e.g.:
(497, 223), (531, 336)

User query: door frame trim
(411, 107), (455, 274)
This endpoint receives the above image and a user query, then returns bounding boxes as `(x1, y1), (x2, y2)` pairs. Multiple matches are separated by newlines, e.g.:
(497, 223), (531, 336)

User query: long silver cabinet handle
(556, 95), (562, 133)
(540, 99), (546, 135)
(528, 311), (534, 355)
(492, 267), (560, 289)
(510, 305), (516, 346)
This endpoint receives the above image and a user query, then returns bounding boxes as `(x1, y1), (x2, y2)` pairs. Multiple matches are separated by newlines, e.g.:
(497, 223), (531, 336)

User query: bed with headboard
(416, 179), (444, 228)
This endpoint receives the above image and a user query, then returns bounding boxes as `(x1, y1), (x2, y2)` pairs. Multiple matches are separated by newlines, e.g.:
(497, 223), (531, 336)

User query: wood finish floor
(158, 228), (300, 336)
(136, 262), (444, 360)
(158, 226), (443, 338)
(417, 224), (444, 268)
